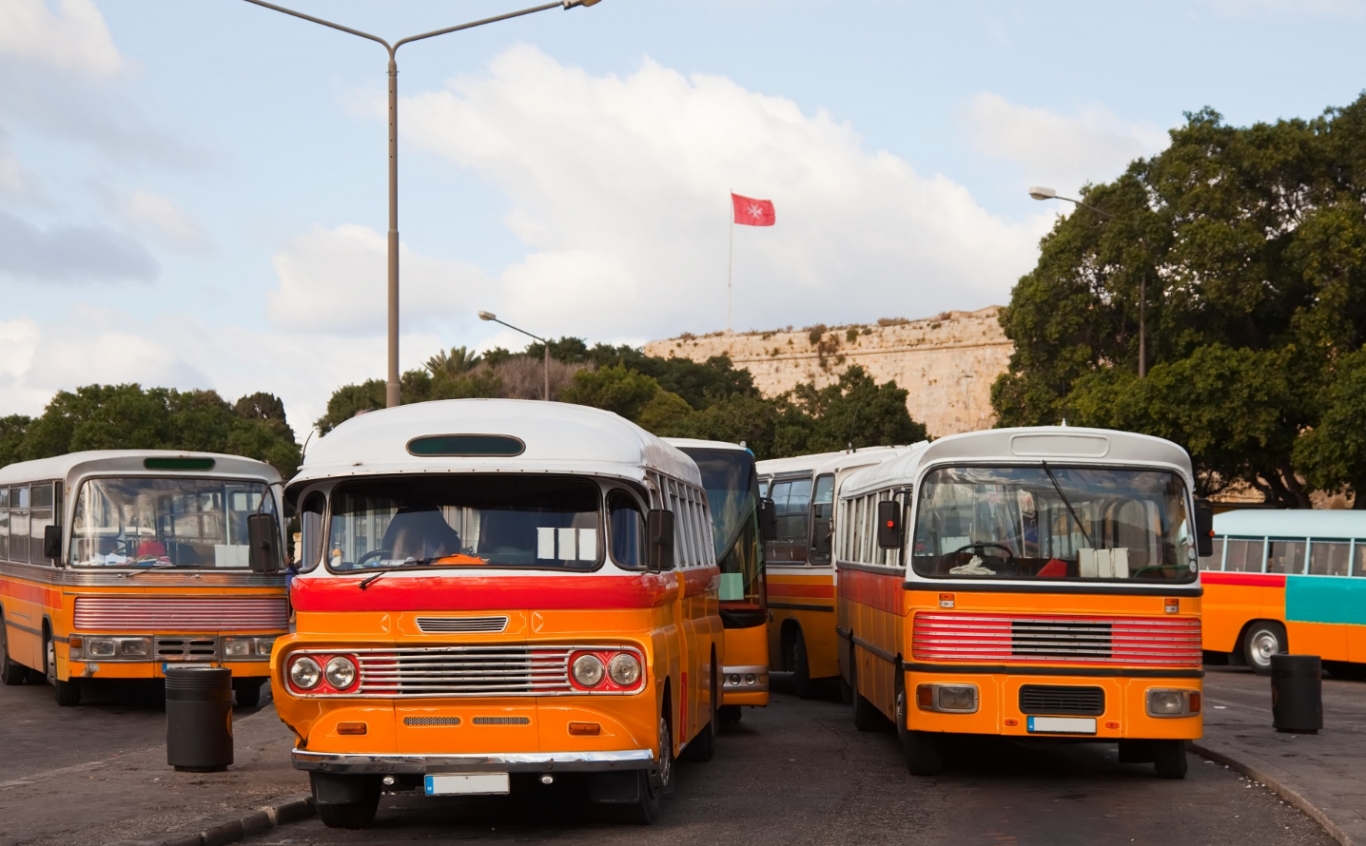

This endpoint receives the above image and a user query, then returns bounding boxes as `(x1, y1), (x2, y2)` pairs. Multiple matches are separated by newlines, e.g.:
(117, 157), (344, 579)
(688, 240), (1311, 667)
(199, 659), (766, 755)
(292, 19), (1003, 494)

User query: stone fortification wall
(643, 306), (1013, 438)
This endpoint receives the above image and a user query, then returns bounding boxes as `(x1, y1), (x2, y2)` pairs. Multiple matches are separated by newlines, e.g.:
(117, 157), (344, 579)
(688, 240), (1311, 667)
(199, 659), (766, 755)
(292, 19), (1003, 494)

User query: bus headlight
(1146, 688), (1200, 717)
(86, 637), (117, 658)
(572, 654), (606, 688)
(117, 637), (150, 657)
(608, 653), (642, 687)
(288, 655), (322, 690)
(224, 638), (253, 658)
(325, 656), (358, 691)
(916, 683), (979, 713)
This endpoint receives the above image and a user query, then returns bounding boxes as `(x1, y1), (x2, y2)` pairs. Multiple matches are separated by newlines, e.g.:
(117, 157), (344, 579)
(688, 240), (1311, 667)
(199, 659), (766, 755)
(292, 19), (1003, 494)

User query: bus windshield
(71, 477), (276, 569)
(326, 475), (602, 572)
(911, 465), (1196, 583)
(684, 448), (763, 606)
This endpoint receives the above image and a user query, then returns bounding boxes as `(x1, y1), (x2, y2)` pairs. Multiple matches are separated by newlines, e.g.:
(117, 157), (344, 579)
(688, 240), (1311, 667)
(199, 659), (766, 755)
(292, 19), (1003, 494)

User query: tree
(0, 415), (30, 468)
(786, 366), (928, 454)
(560, 365), (662, 422)
(1295, 348), (1366, 507)
(425, 346), (481, 378)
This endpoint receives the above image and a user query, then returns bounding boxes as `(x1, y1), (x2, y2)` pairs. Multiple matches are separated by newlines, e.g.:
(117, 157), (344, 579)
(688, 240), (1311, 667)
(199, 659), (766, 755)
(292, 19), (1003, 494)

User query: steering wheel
(355, 549), (389, 568)
(942, 542), (1016, 571)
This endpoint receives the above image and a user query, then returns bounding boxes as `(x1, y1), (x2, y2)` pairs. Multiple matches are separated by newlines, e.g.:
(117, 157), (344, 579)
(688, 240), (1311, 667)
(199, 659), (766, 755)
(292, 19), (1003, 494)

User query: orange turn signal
(1188, 692), (1202, 714)
(1105, 721), (1121, 730)
(337, 722), (368, 736)
(1003, 718), (1019, 727)
(568, 722), (601, 736)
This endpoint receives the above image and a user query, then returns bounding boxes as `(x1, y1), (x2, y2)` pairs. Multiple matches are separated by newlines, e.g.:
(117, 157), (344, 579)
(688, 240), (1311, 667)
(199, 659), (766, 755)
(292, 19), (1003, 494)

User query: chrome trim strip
(0, 560), (285, 588)
(291, 749), (654, 774)
(722, 664), (770, 693)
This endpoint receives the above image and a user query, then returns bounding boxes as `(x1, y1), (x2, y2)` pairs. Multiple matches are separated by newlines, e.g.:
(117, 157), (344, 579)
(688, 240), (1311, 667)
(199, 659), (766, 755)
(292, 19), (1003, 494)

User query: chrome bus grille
(355, 646), (574, 698)
(912, 613), (1201, 667)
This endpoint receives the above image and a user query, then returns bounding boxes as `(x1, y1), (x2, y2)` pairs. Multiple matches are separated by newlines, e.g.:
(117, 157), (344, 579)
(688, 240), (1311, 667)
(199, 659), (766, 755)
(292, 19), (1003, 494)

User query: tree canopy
(993, 95), (1366, 506)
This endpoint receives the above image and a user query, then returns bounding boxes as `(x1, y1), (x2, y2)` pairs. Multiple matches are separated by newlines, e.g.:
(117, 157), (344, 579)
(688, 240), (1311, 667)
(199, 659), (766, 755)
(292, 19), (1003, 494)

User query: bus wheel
(311, 773), (380, 829)
(625, 714), (671, 824)
(905, 731), (945, 776)
(1152, 740), (1188, 779)
(681, 656), (718, 762)
(850, 655), (882, 733)
(788, 629), (818, 700)
(45, 635), (80, 707)
(0, 614), (28, 686)
(233, 678), (265, 708)
(719, 705), (743, 725)
(1243, 621), (1287, 676)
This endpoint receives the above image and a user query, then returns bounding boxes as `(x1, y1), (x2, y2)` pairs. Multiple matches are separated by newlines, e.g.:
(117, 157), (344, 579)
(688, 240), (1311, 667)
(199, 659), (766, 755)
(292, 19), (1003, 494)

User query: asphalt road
(237, 679), (1331, 846)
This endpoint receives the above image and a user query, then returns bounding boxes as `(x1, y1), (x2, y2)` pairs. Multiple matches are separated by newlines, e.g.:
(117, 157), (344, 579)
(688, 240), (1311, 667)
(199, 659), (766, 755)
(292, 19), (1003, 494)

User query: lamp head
(478, 311), (497, 321)
(1028, 186), (1057, 201)
(562, 0), (602, 7)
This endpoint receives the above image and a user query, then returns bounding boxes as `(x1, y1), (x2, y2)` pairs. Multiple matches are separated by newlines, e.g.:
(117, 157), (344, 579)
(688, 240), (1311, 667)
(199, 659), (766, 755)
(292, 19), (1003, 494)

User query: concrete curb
(103, 794), (314, 846)
(1188, 740), (1351, 846)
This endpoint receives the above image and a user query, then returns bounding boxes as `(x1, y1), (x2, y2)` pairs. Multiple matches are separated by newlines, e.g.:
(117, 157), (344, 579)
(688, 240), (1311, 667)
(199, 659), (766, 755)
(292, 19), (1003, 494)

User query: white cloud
(958, 92), (1169, 197)
(0, 0), (124, 79)
(265, 224), (493, 334)
(391, 45), (1046, 337)
(0, 133), (45, 203)
(121, 191), (209, 250)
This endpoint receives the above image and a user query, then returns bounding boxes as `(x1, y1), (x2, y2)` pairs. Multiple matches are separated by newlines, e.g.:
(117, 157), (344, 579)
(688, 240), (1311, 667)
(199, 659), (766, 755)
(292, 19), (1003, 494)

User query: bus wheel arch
(42, 620), (80, 707)
(1240, 620), (1288, 676)
(781, 621), (817, 699)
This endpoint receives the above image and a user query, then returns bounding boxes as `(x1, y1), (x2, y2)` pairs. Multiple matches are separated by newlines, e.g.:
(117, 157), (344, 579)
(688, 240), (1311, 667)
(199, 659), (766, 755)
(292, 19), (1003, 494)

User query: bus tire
(623, 711), (671, 824)
(681, 653), (718, 762)
(46, 633), (80, 707)
(233, 678), (265, 708)
(850, 654), (882, 733)
(905, 731), (945, 776)
(1152, 740), (1188, 779)
(719, 705), (743, 725)
(311, 773), (380, 829)
(1242, 621), (1287, 676)
(787, 627), (818, 700)
(1, 613), (28, 686)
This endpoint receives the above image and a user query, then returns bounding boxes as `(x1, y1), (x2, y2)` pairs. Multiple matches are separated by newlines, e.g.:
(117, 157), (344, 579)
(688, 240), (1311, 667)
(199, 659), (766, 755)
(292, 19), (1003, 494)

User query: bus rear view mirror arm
(758, 498), (778, 542)
(646, 509), (675, 572)
(248, 513), (284, 574)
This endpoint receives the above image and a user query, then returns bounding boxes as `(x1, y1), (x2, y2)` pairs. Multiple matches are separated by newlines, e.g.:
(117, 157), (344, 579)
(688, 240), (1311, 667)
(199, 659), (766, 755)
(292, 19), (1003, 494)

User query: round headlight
(288, 655), (322, 690)
(607, 653), (641, 687)
(571, 654), (606, 688)
(325, 655), (357, 690)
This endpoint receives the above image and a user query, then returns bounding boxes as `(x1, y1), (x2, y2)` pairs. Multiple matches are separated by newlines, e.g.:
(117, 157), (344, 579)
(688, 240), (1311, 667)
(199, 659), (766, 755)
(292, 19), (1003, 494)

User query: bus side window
(30, 482), (54, 566)
(809, 474), (835, 565)
(0, 487), (9, 562)
(765, 481), (790, 563)
(1309, 539), (1350, 577)
(778, 478), (813, 564)
(608, 491), (645, 570)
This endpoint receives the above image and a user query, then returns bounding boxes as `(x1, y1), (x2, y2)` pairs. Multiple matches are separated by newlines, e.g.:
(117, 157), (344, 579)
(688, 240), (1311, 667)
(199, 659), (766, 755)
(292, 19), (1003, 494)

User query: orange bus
(836, 428), (1210, 779)
(273, 400), (724, 827)
(1201, 509), (1366, 677)
(757, 448), (905, 697)
(0, 451), (288, 707)
(668, 439), (772, 721)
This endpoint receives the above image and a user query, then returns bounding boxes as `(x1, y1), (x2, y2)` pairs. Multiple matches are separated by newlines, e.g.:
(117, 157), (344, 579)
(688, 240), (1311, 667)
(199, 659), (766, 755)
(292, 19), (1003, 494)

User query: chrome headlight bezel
(607, 652), (642, 687)
(288, 655), (322, 690)
(571, 654), (607, 688)
(324, 655), (358, 691)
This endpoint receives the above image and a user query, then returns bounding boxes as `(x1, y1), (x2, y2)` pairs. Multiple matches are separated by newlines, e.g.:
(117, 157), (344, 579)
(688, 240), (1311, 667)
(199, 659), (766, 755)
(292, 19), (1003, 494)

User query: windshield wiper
(1041, 461), (1095, 548)
(357, 558), (426, 590)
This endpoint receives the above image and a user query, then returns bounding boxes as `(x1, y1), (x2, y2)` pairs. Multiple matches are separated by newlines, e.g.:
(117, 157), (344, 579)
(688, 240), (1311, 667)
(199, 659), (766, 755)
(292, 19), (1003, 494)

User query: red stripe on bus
(766, 582), (835, 599)
(0, 578), (60, 609)
(839, 568), (904, 615)
(291, 572), (683, 613)
(1201, 572), (1287, 588)
(681, 566), (720, 599)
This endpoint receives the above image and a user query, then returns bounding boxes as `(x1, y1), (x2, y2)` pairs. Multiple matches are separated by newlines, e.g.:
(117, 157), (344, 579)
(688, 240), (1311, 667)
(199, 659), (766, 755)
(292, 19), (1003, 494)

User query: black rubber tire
(718, 705), (743, 725)
(1152, 739), (1188, 779)
(0, 614), (28, 686)
(681, 655), (718, 762)
(46, 635), (80, 707)
(788, 628), (819, 700)
(905, 730), (945, 776)
(1243, 620), (1287, 676)
(850, 651), (883, 733)
(312, 774), (381, 829)
(233, 678), (265, 708)
(622, 713), (671, 824)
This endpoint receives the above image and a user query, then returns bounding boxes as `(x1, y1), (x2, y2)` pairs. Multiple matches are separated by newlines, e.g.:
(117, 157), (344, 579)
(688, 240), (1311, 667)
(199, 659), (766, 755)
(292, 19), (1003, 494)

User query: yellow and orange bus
(668, 439), (771, 721)
(1201, 510), (1366, 677)
(836, 428), (1210, 779)
(757, 448), (905, 697)
(273, 399), (723, 827)
(0, 451), (288, 707)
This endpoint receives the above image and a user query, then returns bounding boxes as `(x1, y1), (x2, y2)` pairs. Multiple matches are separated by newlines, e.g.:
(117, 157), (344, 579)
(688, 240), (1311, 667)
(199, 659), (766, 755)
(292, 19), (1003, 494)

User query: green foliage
(786, 366), (929, 454)
(560, 365), (662, 422)
(1294, 348), (1366, 507)
(9, 384), (301, 477)
(993, 95), (1366, 505)
(425, 346), (482, 377)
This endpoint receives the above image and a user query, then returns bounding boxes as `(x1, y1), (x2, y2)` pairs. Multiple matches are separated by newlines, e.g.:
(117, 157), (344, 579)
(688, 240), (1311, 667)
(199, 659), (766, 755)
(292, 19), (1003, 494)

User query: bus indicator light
(568, 722), (601, 736)
(1164, 598), (1180, 614)
(939, 593), (955, 609)
(1004, 718), (1019, 727)
(1105, 721), (1120, 730)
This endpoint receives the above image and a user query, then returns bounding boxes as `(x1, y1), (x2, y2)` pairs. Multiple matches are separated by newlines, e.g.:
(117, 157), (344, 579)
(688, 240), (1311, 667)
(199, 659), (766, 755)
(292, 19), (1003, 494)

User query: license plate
(424, 774), (510, 796)
(1027, 716), (1097, 735)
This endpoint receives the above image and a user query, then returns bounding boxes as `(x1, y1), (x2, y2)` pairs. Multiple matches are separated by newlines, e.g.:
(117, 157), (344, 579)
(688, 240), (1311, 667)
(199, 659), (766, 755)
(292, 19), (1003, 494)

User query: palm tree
(425, 346), (482, 378)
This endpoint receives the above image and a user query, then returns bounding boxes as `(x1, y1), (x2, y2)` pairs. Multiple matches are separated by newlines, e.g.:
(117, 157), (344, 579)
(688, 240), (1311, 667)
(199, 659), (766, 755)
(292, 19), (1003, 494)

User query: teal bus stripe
(1286, 575), (1366, 626)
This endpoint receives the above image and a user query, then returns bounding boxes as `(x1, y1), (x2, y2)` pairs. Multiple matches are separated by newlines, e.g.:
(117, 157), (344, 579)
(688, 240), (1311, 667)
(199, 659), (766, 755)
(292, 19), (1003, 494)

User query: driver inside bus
(381, 507), (462, 563)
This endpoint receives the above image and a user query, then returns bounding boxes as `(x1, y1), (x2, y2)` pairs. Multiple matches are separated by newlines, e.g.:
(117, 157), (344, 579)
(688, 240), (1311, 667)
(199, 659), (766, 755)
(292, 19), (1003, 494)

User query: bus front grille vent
(155, 637), (220, 660)
(472, 716), (531, 726)
(415, 616), (509, 634)
(403, 716), (462, 727)
(1010, 620), (1112, 659)
(1019, 685), (1105, 716)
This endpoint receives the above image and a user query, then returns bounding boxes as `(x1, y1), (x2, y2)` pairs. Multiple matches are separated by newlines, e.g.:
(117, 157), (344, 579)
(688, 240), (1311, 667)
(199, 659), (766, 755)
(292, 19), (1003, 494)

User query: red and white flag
(731, 193), (775, 227)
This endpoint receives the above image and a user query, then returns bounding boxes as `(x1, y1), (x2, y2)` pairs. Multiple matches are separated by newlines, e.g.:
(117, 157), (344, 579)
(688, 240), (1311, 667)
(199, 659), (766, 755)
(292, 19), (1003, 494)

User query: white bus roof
(664, 438), (750, 454)
(1215, 509), (1366, 539)
(290, 399), (700, 492)
(841, 427), (1194, 497)
(756, 446), (911, 480)
(0, 450), (282, 487)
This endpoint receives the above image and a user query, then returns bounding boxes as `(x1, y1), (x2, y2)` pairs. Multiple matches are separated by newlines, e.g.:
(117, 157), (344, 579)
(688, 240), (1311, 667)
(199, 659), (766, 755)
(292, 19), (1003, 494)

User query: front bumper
(293, 749), (654, 775)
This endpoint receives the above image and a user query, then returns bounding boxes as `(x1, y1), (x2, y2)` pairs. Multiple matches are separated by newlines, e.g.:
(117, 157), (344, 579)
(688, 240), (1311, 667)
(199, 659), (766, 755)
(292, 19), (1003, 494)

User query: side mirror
(876, 500), (902, 550)
(248, 513), (284, 574)
(758, 498), (777, 541)
(646, 509), (675, 572)
(1194, 498), (1215, 558)
(44, 524), (62, 561)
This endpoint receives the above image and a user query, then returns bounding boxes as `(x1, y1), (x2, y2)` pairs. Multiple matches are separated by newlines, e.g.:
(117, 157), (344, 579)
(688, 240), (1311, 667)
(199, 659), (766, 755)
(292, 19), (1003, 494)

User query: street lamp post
(1029, 186), (1149, 378)
(243, 0), (603, 408)
(479, 311), (551, 401)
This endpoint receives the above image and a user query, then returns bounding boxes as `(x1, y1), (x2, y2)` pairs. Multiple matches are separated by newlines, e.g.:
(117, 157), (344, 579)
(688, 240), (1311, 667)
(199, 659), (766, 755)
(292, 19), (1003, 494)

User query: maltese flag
(731, 193), (776, 226)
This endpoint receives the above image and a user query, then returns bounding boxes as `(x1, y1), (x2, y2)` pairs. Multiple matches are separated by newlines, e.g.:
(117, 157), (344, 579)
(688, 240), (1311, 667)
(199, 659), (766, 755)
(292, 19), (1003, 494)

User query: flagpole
(727, 192), (734, 333)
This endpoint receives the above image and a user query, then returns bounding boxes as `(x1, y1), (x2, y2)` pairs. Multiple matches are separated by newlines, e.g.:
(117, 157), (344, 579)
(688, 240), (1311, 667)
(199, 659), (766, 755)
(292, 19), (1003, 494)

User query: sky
(2, 0), (1365, 435)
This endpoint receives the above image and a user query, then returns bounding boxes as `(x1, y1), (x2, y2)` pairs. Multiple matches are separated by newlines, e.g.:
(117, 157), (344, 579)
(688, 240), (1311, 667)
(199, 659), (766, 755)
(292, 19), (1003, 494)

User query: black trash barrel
(166, 666), (234, 772)
(1271, 654), (1323, 734)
